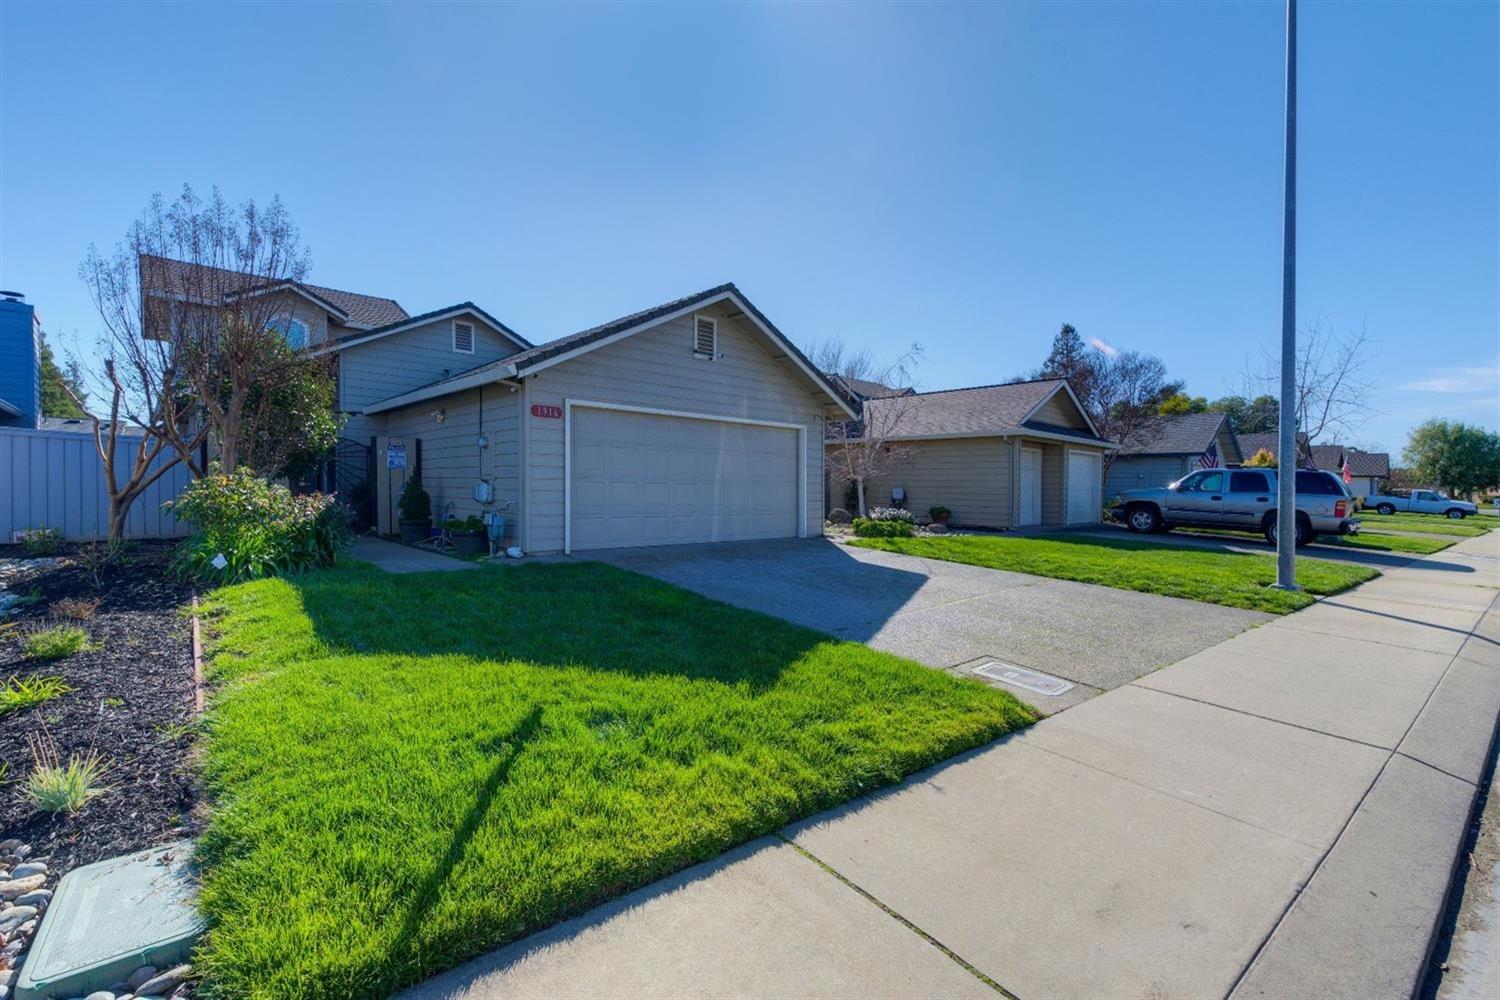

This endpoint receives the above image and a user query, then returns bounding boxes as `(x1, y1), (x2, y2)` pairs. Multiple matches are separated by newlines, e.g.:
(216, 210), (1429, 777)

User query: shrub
(166, 468), (352, 584)
(853, 517), (915, 538)
(24, 625), (93, 661)
(53, 596), (101, 621)
(397, 475), (432, 523)
(0, 675), (72, 718)
(867, 506), (916, 524)
(25, 732), (108, 814)
(20, 528), (62, 556)
(76, 537), (132, 588)
(442, 515), (485, 533)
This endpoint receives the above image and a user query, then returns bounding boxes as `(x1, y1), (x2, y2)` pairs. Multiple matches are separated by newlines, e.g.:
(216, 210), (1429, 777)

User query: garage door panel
(570, 407), (800, 550)
(1067, 451), (1103, 525)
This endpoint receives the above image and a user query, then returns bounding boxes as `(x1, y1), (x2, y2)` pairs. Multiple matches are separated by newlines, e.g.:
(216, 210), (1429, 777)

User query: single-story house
(830, 378), (1115, 529)
(1105, 412), (1242, 497)
(1337, 451), (1391, 499)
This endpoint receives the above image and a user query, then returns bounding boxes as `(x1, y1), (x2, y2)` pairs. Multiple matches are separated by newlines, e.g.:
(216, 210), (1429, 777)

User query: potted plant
(445, 515), (488, 557)
(396, 475), (431, 543)
(929, 505), (951, 526)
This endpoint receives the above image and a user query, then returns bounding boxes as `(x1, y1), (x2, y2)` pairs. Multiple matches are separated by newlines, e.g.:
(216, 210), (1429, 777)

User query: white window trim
(452, 319), (476, 354)
(691, 314), (717, 358)
(562, 399), (807, 555)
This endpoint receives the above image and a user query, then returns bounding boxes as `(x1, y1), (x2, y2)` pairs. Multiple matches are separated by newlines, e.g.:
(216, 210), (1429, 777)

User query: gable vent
(453, 320), (475, 354)
(693, 315), (717, 358)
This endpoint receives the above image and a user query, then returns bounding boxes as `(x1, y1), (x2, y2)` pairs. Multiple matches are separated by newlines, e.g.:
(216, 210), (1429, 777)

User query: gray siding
(379, 386), (521, 545)
(0, 428), (192, 540)
(1106, 455), (1190, 496)
(851, 438), (1012, 528)
(1031, 390), (1089, 429)
(1040, 443), (1064, 526)
(1215, 425), (1242, 465)
(340, 315), (525, 414)
(521, 303), (833, 553)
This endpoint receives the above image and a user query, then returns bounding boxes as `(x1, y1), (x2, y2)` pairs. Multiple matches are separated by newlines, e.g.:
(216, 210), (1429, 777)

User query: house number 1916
(530, 404), (563, 419)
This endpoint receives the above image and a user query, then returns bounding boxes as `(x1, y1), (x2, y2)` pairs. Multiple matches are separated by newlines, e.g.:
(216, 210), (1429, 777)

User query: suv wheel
(1264, 514), (1312, 548)
(1446, 509), (1467, 519)
(1376, 503), (1396, 515)
(1126, 505), (1161, 534)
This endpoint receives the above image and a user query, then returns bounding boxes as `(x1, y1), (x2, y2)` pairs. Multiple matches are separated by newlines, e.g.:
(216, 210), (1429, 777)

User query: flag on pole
(1341, 455), (1353, 485)
(1199, 441), (1220, 469)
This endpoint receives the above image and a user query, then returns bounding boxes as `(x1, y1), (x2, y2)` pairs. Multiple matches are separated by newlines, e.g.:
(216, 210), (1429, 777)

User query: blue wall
(0, 297), (40, 428)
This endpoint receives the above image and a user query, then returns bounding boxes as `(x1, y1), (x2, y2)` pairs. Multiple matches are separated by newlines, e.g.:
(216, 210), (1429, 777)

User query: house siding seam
(521, 303), (829, 554)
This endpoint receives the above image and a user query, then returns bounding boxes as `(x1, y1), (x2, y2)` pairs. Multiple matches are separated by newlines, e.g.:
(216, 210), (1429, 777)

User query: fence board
(0, 427), (192, 541)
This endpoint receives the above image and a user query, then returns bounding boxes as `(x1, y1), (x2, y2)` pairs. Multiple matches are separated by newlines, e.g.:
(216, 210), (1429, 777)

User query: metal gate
(327, 438), (374, 530)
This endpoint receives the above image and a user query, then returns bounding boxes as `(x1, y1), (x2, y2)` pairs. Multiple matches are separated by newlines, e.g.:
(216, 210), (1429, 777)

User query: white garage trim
(563, 399), (808, 555)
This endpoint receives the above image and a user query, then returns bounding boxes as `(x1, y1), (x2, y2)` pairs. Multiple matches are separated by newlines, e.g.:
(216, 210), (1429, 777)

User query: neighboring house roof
(36, 416), (145, 436)
(1309, 444), (1346, 472)
(1236, 431), (1310, 462)
(1117, 412), (1231, 456)
(828, 374), (914, 401)
(361, 283), (859, 419)
(138, 254), (409, 329)
(319, 302), (531, 355)
(858, 378), (1111, 447)
(1345, 451), (1391, 477)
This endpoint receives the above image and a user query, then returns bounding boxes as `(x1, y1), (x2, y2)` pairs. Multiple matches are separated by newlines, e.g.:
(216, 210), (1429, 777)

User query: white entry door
(1019, 448), (1042, 526)
(1067, 450), (1102, 524)
(569, 406), (801, 551)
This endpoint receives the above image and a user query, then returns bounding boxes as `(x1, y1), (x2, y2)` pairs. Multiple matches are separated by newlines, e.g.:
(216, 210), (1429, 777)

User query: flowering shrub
(166, 468), (351, 584)
(866, 506), (916, 524)
(852, 517), (914, 538)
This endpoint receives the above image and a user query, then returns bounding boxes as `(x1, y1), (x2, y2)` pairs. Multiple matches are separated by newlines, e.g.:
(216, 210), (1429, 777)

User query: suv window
(1294, 470), (1345, 496)
(1230, 471), (1270, 493)
(1179, 471), (1224, 493)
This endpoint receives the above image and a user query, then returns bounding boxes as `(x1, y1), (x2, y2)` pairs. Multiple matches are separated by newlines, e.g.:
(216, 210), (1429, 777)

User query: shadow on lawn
(1065, 527), (1477, 575)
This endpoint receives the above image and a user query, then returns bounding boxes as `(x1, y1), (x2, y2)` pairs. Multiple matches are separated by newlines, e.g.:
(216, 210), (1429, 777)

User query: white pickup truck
(1363, 489), (1478, 519)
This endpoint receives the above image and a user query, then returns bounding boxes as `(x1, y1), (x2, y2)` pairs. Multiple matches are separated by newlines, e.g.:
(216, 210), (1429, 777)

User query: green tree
(38, 331), (88, 418)
(1158, 392), (1207, 415)
(1402, 419), (1500, 499)
(1208, 394), (1278, 433)
(1034, 324), (1098, 404)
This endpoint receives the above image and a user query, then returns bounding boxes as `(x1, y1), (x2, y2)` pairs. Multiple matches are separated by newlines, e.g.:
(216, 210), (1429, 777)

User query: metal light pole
(1274, 0), (1300, 591)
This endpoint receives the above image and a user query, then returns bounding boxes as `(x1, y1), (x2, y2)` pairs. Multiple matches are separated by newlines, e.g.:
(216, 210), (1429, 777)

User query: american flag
(1199, 441), (1220, 469)
(1341, 456), (1353, 484)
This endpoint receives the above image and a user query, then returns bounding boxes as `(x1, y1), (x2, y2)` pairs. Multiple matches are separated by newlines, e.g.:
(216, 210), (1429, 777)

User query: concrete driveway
(589, 537), (1269, 711)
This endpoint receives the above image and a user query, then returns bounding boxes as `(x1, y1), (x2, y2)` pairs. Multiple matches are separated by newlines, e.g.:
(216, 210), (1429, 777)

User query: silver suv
(1109, 468), (1359, 546)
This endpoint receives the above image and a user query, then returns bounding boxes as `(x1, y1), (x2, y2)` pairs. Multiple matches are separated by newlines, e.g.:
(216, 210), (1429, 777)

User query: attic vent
(693, 315), (717, 358)
(453, 320), (475, 354)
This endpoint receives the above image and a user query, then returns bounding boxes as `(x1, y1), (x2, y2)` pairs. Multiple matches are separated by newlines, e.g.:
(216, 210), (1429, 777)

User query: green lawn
(1177, 526), (1454, 555)
(195, 562), (1032, 1000)
(1355, 512), (1494, 537)
(849, 534), (1377, 613)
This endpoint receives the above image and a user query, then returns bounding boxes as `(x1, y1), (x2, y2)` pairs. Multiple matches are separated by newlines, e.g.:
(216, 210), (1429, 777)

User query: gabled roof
(1345, 451), (1391, 477)
(319, 302), (530, 355)
(1118, 412), (1231, 456)
(828, 374), (915, 401)
(859, 378), (1111, 446)
(361, 283), (859, 418)
(138, 254), (409, 329)
(1236, 431), (1310, 462)
(1309, 444), (1345, 471)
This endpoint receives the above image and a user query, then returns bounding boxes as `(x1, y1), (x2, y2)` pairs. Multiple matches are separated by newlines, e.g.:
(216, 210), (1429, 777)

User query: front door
(374, 436), (418, 536)
(1019, 448), (1042, 526)
(1164, 469), (1225, 524)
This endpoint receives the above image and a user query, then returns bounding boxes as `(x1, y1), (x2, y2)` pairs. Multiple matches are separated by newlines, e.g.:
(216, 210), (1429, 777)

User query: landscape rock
(134, 966), (191, 997)
(0, 876), (45, 900)
(124, 966), (158, 991)
(85, 992), (117, 1000)
(0, 842), (22, 855)
(13, 890), (50, 908)
(8, 863), (45, 880)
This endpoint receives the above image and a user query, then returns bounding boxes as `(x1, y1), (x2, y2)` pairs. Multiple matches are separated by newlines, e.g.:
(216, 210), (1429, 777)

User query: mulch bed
(0, 541), (200, 878)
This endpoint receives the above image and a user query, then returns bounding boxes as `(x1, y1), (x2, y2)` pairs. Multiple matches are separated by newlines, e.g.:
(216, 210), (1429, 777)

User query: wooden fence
(0, 426), (194, 541)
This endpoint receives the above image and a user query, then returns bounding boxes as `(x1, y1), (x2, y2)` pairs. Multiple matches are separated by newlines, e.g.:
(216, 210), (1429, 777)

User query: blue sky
(2, 1), (1495, 455)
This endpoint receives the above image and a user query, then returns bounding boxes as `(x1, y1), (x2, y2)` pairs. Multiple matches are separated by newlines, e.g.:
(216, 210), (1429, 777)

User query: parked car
(1109, 468), (1358, 546)
(1363, 488), (1477, 519)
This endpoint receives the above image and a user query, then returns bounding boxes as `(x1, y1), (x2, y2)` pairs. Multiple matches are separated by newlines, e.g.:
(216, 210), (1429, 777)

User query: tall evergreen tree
(38, 331), (88, 418)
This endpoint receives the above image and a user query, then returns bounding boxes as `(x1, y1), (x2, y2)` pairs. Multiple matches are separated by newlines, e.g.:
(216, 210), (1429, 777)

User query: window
(692, 315), (717, 358)
(1294, 470), (1345, 496)
(1229, 471), (1269, 493)
(267, 315), (309, 350)
(1178, 470), (1223, 493)
(453, 320), (475, 354)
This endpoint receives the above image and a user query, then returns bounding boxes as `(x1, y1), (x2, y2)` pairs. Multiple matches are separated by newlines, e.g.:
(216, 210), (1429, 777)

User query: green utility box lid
(16, 840), (205, 999)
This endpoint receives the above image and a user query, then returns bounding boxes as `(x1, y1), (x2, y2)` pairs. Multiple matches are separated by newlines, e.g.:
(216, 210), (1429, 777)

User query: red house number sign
(530, 404), (563, 419)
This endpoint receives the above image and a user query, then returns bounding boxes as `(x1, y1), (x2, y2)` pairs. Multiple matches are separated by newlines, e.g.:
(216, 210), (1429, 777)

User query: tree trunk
(108, 495), (131, 541)
(856, 479), (867, 517)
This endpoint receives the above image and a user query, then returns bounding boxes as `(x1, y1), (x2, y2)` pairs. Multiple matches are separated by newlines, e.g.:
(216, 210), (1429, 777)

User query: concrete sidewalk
(350, 536), (477, 573)
(402, 532), (1500, 1000)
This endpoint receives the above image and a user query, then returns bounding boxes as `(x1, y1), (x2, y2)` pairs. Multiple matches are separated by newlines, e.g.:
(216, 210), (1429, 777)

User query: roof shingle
(861, 378), (1104, 441)
(1117, 412), (1229, 456)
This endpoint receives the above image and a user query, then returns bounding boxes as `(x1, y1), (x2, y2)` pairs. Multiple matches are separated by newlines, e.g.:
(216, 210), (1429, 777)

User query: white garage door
(569, 406), (800, 550)
(1066, 450), (1102, 525)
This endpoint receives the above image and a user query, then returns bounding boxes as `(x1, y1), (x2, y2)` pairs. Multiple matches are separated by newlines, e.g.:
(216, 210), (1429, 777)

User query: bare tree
(1245, 321), (1377, 459)
(1086, 351), (1179, 479)
(806, 337), (883, 384)
(74, 185), (327, 535)
(824, 344), (923, 515)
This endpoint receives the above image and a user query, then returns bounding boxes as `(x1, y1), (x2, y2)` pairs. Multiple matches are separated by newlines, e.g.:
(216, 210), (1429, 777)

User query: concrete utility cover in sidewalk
(16, 841), (204, 1000)
(971, 660), (1074, 697)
